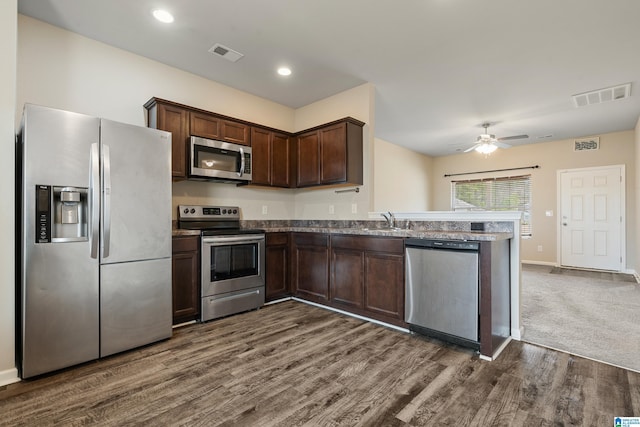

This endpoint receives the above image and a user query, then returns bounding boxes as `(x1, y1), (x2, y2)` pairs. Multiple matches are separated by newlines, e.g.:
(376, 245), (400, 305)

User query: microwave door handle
(238, 146), (245, 177)
(89, 143), (100, 259)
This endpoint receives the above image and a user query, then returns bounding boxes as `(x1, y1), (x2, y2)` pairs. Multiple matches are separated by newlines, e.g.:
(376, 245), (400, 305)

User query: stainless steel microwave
(189, 136), (252, 183)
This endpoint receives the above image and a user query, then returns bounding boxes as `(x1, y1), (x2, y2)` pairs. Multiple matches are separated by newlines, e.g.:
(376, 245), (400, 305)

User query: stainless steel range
(178, 205), (265, 322)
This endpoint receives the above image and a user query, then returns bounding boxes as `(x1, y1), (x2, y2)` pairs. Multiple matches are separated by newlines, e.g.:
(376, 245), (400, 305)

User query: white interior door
(560, 165), (624, 271)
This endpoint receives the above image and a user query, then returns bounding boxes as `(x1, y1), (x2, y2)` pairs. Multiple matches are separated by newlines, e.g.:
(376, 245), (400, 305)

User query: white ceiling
(17, 0), (640, 156)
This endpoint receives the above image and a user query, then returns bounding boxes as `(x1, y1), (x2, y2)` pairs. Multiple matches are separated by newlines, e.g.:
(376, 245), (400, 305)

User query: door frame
(556, 164), (626, 272)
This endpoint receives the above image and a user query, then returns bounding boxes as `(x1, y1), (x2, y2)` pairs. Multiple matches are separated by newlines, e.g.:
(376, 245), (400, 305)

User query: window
(452, 175), (532, 236)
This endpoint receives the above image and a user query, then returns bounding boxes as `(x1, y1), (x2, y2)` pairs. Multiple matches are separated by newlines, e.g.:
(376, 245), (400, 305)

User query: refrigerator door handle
(90, 143), (100, 259)
(102, 144), (111, 258)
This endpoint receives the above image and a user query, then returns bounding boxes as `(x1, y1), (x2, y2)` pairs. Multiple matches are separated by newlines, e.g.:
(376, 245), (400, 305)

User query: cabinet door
(172, 236), (200, 324)
(266, 233), (289, 301)
(296, 131), (320, 187)
(271, 132), (292, 188)
(157, 103), (189, 178)
(331, 248), (364, 309)
(320, 122), (347, 184)
(291, 233), (329, 302)
(364, 252), (404, 320)
(221, 120), (250, 146)
(250, 127), (271, 186)
(190, 112), (220, 139)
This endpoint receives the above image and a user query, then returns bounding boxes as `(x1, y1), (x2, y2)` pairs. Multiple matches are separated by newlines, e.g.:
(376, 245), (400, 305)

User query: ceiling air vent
(574, 137), (599, 151)
(208, 43), (244, 62)
(572, 83), (631, 107)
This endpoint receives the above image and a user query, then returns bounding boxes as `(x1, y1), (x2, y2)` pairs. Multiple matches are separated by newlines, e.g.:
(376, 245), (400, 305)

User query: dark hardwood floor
(2, 300), (639, 426)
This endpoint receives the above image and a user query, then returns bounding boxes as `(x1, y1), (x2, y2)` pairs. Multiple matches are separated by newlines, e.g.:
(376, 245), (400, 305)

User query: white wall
(372, 137), (433, 212)
(636, 117), (640, 276)
(293, 83), (374, 219)
(431, 131), (636, 269)
(16, 15), (302, 222)
(0, 0), (18, 386)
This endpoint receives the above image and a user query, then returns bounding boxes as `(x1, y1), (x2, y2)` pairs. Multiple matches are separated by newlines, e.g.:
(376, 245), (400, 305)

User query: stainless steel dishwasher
(405, 238), (480, 350)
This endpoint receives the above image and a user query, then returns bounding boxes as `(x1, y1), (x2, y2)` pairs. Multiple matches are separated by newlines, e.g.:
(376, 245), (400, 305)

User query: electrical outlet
(329, 205), (335, 214)
(537, 245), (543, 252)
(545, 210), (554, 217)
(262, 205), (268, 215)
(351, 203), (357, 214)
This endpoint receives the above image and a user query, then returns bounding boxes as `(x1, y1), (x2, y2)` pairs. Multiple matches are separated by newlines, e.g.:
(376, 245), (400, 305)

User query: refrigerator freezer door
(21, 242), (100, 378)
(99, 119), (172, 264)
(100, 258), (172, 357)
(20, 104), (100, 378)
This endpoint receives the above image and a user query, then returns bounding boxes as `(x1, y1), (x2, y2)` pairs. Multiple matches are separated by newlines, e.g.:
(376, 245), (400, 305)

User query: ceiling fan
(464, 123), (529, 154)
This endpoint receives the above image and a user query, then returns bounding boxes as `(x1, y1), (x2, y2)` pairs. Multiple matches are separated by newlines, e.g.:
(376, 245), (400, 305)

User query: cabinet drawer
(331, 235), (404, 254)
(267, 232), (289, 246)
(172, 236), (199, 252)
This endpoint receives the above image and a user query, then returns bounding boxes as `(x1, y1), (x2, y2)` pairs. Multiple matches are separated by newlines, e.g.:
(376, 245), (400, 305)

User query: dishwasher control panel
(405, 238), (479, 251)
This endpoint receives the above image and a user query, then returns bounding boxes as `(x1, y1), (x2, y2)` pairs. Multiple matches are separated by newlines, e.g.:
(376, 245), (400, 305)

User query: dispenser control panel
(35, 185), (51, 243)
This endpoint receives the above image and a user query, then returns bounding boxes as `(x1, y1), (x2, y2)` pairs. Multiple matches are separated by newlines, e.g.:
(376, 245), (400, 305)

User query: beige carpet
(521, 264), (640, 372)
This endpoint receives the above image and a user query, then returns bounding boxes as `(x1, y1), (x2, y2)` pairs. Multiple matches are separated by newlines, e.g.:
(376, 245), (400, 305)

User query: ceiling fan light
(475, 143), (498, 154)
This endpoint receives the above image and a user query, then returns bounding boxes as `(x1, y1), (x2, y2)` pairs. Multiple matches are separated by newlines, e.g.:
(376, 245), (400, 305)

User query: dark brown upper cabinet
(145, 98), (252, 180)
(145, 98), (364, 188)
(251, 127), (294, 188)
(296, 118), (364, 188)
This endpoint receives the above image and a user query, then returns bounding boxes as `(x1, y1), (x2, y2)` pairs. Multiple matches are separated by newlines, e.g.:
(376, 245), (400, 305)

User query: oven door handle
(202, 235), (264, 245)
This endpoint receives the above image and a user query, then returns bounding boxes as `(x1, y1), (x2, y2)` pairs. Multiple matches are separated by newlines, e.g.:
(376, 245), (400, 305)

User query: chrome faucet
(381, 211), (395, 229)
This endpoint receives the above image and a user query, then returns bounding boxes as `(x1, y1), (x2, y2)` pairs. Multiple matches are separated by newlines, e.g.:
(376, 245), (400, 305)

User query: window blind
(452, 175), (532, 236)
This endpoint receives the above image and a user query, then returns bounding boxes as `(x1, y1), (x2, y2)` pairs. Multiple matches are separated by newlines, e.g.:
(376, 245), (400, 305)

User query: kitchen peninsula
(173, 211), (521, 360)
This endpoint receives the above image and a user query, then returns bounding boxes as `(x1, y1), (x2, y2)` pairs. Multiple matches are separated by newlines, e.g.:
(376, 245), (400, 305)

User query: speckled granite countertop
(258, 227), (511, 241)
(172, 220), (513, 241)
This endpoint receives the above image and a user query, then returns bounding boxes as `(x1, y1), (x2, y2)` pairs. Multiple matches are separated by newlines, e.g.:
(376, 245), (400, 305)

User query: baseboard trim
(521, 260), (557, 267)
(511, 326), (524, 341)
(0, 367), (20, 386)
(479, 336), (512, 362)
(264, 297), (293, 306)
(291, 297), (410, 334)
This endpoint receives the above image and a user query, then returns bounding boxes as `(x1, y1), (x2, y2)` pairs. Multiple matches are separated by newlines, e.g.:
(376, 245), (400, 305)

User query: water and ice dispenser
(35, 185), (89, 243)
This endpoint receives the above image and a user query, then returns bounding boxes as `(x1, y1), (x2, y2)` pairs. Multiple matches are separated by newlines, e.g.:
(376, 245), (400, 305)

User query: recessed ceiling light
(277, 67), (292, 76)
(152, 9), (174, 23)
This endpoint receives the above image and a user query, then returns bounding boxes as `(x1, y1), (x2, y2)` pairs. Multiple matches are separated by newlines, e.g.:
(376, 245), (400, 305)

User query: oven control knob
(183, 208), (189, 214)
(190, 208), (196, 214)
(222, 209), (227, 214)
(233, 209), (238, 214)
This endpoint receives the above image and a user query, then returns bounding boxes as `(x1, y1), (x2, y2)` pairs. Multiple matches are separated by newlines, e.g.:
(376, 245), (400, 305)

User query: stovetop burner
(177, 205), (263, 236)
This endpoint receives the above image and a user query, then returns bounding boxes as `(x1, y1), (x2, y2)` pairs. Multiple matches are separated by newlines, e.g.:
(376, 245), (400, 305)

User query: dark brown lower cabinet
(171, 236), (200, 325)
(265, 232), (290, 301)
(330, 235), (405, 326)
(291, 233), (330, 303)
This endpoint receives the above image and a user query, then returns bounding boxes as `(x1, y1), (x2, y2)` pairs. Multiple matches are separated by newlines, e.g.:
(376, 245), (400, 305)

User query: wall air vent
(574, 137), (599, 151)
(208, 43), (244, 62)
(572, 83), (631, 107)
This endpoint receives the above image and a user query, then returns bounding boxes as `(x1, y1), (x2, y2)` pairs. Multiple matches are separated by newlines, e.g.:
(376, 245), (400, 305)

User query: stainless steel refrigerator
(17, 104), (172, 378)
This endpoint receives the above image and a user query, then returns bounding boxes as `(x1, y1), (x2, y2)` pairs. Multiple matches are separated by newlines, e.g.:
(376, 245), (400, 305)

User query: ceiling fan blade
(494, 141), (512, 149)
(464, 143), (481, 153)
(497, 134), (529, 141)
